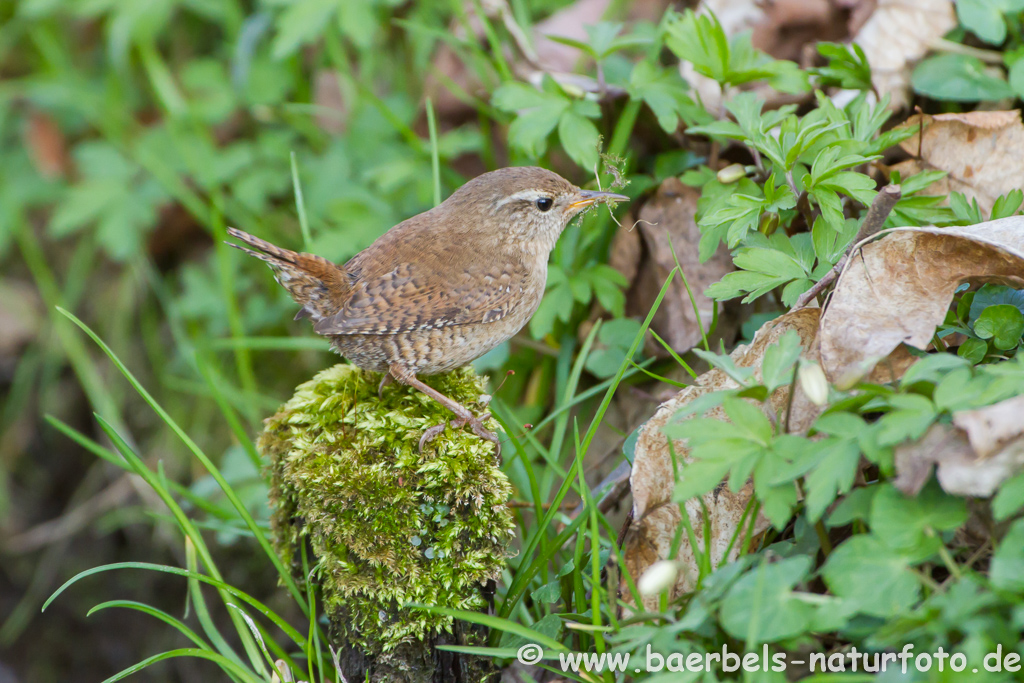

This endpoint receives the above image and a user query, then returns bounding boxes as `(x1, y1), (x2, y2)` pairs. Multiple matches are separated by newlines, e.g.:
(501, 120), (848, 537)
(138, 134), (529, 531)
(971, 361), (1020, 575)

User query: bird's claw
(418, 413), (502, 457)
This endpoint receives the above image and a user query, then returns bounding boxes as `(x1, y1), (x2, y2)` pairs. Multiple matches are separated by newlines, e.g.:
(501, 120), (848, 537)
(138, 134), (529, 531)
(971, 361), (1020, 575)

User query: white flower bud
(638, 560), (679, 596)
(716, 163), (747, 184)
(798, 361), (830, 406)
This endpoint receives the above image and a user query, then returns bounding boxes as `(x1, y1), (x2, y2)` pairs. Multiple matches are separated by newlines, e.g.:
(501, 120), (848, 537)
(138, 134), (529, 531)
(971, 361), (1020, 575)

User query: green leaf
(966, 286), (1024, 323)
(723, 396), (774, 444)
(990, 518), (1024, 592)
(804, 439), (861, 522)
(271, 0), (339, 59)
(974, 304), (1024, 350)
(706, 244), (811, 305)
(958, 337), (989, 363)
(557, 111), (601, 169)
(665, 10), (730, 84)
(760, 330), (803, 392)
(814, 42), (872, 91)
(826, 484), (878, 527)
(493, 81), (570, 158)
(993, 471), (1024, 520)
(900, 352), (971, 385)
(529, 282), (574, 339)
(950, 191), (986, 224)
(876, 394), (938, 446)
(530, 580), (562, 604)
(812, 216), (858, 266)
(719, 557), (815, 644)
(822, 535), (921, 617)
(1010, 57), (1024, 99)
(628, 61), (698, 133)
(956, 0), (1009, 45)
(991, 189), (1023, 219)
(870, 482), (967, 559)
(911, 54), (1013, 101)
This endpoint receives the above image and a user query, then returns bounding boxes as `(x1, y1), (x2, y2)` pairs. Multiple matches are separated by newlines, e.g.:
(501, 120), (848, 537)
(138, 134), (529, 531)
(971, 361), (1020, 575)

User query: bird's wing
(313, 258), (530, 336)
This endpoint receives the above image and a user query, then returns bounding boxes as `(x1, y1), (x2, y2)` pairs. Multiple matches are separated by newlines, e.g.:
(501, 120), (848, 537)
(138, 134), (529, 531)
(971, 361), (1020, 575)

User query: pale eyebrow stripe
(495, 189), (552, 208)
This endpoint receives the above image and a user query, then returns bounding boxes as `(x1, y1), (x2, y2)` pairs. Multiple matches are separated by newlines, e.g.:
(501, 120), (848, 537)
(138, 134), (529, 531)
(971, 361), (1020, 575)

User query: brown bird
(227, 166), (627, 452)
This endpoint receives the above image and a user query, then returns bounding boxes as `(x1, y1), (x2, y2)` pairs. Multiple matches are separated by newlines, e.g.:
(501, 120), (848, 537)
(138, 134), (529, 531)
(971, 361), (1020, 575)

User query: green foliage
(956, 0), (1024, 45)
(912, 0), (1024, 101)
(812, 42), (872, 92)
(942, 284), (1024, 362)
(493, 77), (603, 168)
(11, 0), (1024, 679)
(912, 53), (1015, 101)
(665, 10), (808, 93)
(687, 90), (927, 305)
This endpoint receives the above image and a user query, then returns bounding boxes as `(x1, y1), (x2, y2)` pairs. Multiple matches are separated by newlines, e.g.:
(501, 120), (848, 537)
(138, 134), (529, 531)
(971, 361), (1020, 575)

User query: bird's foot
(418, 413), (501, 456)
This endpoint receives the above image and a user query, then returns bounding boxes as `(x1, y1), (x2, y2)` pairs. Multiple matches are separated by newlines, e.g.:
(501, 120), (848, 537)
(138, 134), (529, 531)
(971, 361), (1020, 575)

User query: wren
(227, 166), (627, 452)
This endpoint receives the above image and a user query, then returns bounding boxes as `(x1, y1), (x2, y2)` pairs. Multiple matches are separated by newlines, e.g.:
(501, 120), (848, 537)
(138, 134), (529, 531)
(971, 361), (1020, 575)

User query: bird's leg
(388, 364), (500, 455)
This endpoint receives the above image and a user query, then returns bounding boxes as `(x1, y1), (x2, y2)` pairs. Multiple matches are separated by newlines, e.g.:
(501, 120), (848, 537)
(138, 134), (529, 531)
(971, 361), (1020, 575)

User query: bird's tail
(226, 227), (350, 322)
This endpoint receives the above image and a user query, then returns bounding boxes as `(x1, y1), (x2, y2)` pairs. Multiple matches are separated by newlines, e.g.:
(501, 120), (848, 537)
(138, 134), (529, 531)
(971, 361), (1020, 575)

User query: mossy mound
(259, 364), (514, 653)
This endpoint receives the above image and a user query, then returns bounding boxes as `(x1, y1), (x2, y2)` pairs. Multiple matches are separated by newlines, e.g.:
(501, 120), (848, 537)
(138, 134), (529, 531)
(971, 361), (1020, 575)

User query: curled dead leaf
(895, 395), (1024, 497)
(953, 395), (1024, 459)
(623, 308), (822, 608)
(820, 217), (1024, 388)
(890, 111), (1024, 216)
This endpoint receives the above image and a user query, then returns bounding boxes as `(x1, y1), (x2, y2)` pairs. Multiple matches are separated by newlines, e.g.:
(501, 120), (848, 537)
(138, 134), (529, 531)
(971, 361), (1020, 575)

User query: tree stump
(259, 365), (512, 683)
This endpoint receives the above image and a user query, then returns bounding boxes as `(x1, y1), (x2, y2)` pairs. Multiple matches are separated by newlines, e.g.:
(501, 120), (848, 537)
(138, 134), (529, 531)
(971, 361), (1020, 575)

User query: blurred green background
(0, 0), (655, 679)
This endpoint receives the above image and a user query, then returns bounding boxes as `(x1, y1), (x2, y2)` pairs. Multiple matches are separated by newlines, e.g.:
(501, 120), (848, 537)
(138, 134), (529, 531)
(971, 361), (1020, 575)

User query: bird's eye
(535, 197), (553, 212)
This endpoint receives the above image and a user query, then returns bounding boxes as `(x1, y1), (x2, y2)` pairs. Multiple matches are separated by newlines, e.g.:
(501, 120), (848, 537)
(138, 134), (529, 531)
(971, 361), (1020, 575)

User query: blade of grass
(409, 604), (566, 651)
(92, 419), (261, 670)
(290, 151), (313, 249)
(649, 329), (698, 379)
(87, 600), (209, 650)
(497, 269), (678, 624)
(99, 649), (261, 683)
(43, 560), (308, 649)
(207, 337), (329, 351)
(667, 235), (710, 353)
(187, 536), (262, 674)
(211, 191), (259, 422)
(57, 308), (307, 609)
(425, 97), (442, 207)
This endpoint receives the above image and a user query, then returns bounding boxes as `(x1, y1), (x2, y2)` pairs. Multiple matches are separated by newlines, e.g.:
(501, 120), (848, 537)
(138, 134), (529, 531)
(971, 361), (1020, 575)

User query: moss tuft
(260, 364), (514, 653)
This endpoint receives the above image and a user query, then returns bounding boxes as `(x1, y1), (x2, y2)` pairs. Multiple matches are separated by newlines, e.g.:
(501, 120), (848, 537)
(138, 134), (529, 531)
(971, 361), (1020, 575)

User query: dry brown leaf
(313, 70), (349, 135)
(890, 111), (1024, 215)
(820, 217), (1024, 388)
(953, 395), (1024, 459)
(613, 178), (734, 357)
(895, 396), (1024, 497)
(851, 0), (956, 109)
(24, 111), (70, 179)
(624, 308), (823, 608)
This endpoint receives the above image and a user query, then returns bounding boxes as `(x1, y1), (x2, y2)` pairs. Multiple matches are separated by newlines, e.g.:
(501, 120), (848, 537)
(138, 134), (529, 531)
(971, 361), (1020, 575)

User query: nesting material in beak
(568, 189), (630, 211)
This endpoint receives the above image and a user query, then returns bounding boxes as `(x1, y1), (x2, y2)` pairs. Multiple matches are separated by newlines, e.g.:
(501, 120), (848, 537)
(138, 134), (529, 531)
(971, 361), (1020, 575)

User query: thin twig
(793, 184), (901, 310)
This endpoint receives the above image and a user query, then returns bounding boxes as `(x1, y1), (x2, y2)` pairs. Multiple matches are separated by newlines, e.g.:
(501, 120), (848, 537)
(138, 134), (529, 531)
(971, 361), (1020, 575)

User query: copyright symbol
(517, 643), (543, 665)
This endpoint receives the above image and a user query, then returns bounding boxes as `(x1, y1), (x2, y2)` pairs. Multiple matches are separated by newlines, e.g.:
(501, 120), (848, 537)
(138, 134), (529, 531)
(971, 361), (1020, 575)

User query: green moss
(260, 364), (514, 653)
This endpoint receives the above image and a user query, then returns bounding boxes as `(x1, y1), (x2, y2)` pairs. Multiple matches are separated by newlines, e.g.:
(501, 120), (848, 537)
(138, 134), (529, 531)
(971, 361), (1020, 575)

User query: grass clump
(260, 364), (514, 653)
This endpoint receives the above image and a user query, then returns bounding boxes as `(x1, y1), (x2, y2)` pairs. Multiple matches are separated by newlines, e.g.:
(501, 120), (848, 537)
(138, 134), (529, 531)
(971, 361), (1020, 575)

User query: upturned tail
(226, 227), (351, 322)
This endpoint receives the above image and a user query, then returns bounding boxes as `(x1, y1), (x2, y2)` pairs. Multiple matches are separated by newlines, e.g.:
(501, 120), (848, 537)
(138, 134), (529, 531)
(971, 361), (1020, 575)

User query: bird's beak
(568, 189), (629, 211)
